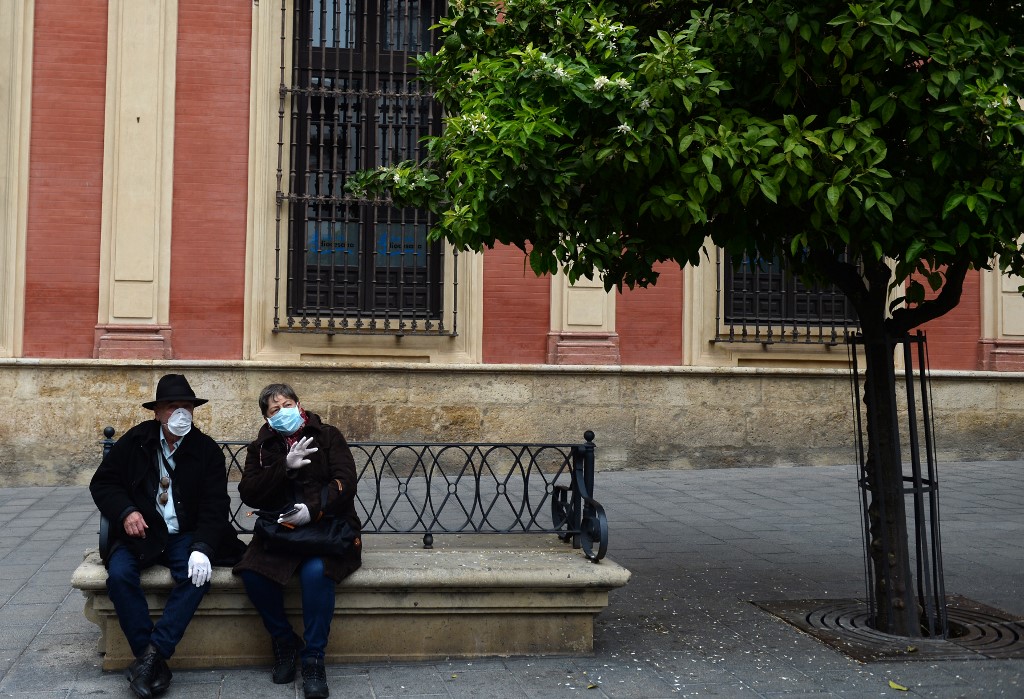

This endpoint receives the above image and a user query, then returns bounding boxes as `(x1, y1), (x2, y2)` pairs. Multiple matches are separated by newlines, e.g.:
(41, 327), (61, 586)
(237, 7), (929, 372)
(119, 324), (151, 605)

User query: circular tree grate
(752, 595), (1024, 662)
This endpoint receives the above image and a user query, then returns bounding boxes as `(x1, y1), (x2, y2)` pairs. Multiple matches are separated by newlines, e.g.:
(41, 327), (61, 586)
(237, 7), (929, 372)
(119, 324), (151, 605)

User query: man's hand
(278, 503), (311, 527)
(123, 511), (148, 538)
(285, 436), (318, 470)
(187, 551), (212, 587)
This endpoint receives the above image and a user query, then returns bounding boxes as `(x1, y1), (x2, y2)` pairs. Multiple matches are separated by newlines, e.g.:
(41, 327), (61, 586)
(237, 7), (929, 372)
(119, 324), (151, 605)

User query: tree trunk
(860, 333), (922, 636)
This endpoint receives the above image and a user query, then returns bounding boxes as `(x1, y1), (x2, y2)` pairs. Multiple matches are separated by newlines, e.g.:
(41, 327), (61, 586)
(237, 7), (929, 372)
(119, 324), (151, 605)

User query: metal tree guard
(848, 330), (948, 637)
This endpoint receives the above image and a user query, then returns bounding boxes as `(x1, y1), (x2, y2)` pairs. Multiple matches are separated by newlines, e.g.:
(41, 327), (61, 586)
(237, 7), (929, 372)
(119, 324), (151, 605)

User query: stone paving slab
(0, 461), (1021, 697)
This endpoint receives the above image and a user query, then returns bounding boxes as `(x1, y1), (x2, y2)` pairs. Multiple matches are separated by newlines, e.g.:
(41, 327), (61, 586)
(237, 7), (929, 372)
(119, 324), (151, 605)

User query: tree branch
(886, 256), (971, 335)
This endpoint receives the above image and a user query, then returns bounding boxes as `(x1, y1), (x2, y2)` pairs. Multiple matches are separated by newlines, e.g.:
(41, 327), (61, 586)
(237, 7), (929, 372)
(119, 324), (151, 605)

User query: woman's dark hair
(258, 383), (300, 417)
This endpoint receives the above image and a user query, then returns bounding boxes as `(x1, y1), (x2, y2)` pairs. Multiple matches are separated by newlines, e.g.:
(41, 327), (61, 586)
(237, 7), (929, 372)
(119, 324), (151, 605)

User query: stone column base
(980, 339), (1024, 371)
(94, 324), (173, 359)
(546, 331), (620, 365)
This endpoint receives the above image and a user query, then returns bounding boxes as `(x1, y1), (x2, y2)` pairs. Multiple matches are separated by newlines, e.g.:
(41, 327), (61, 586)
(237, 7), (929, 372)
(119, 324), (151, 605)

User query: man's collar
(160, 429), (186, 453)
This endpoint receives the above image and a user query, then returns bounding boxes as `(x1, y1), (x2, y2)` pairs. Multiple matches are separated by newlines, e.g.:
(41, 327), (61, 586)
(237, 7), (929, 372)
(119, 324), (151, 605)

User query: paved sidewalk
(0, 461), (1021, 698)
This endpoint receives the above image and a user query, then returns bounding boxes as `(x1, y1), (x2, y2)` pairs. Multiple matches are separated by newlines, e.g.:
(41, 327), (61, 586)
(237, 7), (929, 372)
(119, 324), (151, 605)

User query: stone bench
(72, 431), (631, 670)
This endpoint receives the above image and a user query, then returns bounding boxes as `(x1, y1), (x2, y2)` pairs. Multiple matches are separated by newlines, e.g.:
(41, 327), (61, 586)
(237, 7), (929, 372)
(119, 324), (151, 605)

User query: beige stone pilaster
(94, 0), (178, 359)
(980, 268), (1024, 370)
(547, 270), (619, 365)
(0, 0), (33, 358)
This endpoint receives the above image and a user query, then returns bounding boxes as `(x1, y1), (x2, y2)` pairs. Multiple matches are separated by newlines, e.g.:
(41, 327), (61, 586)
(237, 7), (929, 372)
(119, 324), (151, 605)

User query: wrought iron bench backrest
(100, 428), (608, 561)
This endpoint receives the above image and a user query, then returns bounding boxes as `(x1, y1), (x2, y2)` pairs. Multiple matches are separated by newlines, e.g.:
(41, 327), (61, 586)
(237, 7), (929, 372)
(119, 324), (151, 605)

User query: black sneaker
(301, 657), (329, 699)
(271, 633), (303, 684)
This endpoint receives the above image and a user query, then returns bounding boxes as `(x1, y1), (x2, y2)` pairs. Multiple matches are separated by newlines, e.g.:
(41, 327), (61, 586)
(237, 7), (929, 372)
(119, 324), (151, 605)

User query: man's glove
(278, 503), (311, 527)
(187, 551), (212, 587)
(285, 436), (318, 470)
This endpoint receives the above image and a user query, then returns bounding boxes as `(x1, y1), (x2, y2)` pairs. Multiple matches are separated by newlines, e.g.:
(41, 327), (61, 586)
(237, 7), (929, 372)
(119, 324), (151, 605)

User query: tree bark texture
(860, 336), (922, 636)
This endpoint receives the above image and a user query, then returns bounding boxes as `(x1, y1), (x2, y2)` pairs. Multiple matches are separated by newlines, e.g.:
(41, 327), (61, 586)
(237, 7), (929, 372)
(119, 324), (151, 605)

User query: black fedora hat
(142, 374), (209, 410)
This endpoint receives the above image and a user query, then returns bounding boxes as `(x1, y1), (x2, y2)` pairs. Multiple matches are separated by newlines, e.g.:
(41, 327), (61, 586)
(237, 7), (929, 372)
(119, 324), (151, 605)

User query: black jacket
(233, 412), (362, 585)
(90, 420), (243, 566)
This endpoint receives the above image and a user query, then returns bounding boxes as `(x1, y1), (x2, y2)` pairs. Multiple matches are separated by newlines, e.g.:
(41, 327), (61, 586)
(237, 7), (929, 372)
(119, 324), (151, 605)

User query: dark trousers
(239, 557), (336, 661)
(105, 533), (209, 659)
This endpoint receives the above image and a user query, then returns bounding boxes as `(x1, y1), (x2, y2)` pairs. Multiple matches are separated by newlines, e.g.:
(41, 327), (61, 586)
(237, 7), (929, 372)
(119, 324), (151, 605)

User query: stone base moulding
(546, 331), (621, 365)
(71, 537), (631, 669)
(980, 339), (1024, 371)
(93, 324), (173, 359)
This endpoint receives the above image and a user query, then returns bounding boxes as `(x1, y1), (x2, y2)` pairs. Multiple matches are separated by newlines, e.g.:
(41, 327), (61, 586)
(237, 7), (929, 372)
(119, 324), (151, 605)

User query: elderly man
(90, 374), (243, 698)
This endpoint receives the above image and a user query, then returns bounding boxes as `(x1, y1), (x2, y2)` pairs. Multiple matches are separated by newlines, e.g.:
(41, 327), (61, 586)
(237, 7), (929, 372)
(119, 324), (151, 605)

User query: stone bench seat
(72, 534), (631, 670)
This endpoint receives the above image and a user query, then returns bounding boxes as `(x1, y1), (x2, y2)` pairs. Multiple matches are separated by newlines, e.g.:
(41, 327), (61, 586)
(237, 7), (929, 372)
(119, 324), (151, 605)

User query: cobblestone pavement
(0, 461), (1021, 698)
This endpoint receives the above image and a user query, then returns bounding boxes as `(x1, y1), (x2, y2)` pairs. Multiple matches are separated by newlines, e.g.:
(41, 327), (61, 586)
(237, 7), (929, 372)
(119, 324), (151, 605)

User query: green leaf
(942, 193), (965, 217)
(759, 178), (780, 203)
(701, 152), (714, 173)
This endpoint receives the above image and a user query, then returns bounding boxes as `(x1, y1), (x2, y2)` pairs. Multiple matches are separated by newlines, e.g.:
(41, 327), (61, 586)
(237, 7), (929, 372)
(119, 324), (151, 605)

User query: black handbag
(251, 488), (356, 558)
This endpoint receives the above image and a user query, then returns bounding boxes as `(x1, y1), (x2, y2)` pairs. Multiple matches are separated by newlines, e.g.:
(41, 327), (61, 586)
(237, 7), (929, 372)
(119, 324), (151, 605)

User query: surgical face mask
(165, 408), (192, 437)
(268, 405), (303, 435)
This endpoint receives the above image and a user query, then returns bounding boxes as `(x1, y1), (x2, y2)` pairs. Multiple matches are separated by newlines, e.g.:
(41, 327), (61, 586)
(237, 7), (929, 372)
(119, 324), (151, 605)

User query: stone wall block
(995, 379), (1024, 411)
(757, 376), (835, 406)
(325, 404), (378, 441)
(746, 404), (849, 449)
(927, 380), (999, 411)
(3, 364), (1024, 485)
(407, 375), (533, 406)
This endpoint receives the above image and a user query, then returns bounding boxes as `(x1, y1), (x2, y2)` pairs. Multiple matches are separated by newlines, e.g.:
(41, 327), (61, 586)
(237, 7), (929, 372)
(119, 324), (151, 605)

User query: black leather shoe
(271, 633), (303, 684)
(150, 655), (172, 695)
(301, 657), (329, 698)
(125, 645), (160, 699)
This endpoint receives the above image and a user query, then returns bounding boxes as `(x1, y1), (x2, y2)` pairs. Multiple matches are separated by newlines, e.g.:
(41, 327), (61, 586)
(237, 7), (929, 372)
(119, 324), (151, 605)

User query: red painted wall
(616, 264), (683, 365)
(22, 0), (107, 358)
(917, 269), (982, 370)
(170, 1), (251, 359)
(482, 245), (550, 363)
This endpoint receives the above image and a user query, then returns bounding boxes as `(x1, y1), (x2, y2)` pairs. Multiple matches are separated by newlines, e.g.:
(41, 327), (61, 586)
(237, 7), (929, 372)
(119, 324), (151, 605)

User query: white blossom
(594, 76), (610, 91)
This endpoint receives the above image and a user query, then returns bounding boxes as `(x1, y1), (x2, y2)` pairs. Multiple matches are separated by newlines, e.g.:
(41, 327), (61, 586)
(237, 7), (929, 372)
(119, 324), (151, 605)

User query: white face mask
(165, 408), (193, 437)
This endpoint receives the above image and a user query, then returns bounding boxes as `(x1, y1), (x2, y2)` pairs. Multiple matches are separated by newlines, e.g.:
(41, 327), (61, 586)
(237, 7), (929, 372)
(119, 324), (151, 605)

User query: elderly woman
(233, 383), (361, 699)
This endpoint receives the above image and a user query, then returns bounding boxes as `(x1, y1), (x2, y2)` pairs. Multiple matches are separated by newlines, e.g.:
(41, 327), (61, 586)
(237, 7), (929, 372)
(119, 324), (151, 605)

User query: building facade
(3, 1), (1024, 485)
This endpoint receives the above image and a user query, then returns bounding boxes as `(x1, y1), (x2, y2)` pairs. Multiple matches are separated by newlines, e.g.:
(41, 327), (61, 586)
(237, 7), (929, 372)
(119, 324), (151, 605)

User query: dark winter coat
(232, 412), (362, 585)
(89, 420), (245, 567)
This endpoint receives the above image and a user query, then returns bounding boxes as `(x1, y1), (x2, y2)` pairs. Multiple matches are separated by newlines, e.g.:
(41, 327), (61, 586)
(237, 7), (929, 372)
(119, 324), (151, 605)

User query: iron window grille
(715, 248), (859, 345)
(275, 0), (455, 336)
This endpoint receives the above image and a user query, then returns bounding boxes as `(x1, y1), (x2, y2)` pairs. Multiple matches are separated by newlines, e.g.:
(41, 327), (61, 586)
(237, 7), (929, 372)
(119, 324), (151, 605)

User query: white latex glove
(278, 503), (311, 527)
(285, 436), (318, 470)
(187, 551), (212, 587)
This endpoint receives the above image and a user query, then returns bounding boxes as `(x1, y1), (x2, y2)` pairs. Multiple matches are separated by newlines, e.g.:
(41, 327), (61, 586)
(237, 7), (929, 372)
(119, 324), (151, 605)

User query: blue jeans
(105, 533), (209, 659)
(239, 558), (335, 661)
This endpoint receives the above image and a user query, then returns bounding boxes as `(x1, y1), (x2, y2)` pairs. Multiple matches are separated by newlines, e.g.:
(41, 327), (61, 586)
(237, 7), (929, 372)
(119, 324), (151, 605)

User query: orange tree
(349, 0), (1024, 635)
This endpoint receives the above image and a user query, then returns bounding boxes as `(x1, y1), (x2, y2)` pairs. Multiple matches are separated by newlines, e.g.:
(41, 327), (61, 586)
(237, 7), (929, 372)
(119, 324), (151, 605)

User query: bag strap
(316, 484), (330, 520)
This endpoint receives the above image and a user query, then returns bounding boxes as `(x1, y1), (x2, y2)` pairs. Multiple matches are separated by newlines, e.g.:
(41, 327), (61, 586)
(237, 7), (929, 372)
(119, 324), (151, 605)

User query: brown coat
(232, 412), (362, 585)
